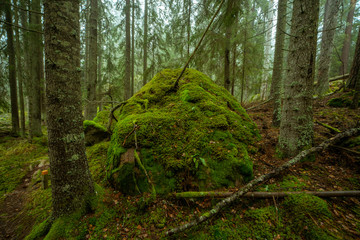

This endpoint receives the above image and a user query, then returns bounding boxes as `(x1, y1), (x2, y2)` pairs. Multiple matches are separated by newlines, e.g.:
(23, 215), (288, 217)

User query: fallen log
(315, 120), (341, 133)
(329, 74), (349, 82)
(165, 127), (360, 236)
(173, 191), (360, 199)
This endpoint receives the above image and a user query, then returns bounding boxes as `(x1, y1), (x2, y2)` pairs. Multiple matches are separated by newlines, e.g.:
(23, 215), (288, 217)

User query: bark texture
(350, 27), (360, 108)
(279, 0), (319, 157)
(5, 0), (20, 135)
(316, 0), (340, 95)
(14, 0), (26, 136)
(85, 0), (98, 120)
(271, 0), (287, 127)
(125, 0), (131, 100)
(28, 0), (43, 137)
(44, 0), (94, 218)
(339, 0), (356, 77)
(143, 0), (148, 86)
(131, 0), (135, 96)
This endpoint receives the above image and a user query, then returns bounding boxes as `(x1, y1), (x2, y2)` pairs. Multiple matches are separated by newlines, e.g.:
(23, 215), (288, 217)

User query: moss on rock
(83, 120), (110, 146)
(106, 69), (260, 195)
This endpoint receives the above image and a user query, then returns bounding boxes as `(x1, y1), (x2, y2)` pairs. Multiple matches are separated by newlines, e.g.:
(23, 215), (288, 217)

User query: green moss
(282, 194), (334, 239)
(83, 120), (107, 133)
(87, 142), (110, 185)
(93, 110), (110, 127)
(107, 69), (260, 195)
(328, 95), (359, 108)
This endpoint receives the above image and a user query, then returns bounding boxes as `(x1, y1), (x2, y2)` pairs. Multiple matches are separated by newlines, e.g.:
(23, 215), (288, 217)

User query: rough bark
(44, 0), (95, 218)
(261, 0), (274, 100)
(14, 0), (25, 136)
(279, 0), (319, 157)
(187, 0), (191, 57)
(28, 0), (43, 137)
(125, 0), (131, 100)
(231, 45), (236, 96)
(350, 27), (360, 108)
(165, 127), (360, 236)
(84, 0), (98, 120)
(339, 0), (356, 77)
(224, 29), (231, 91)
(5, 0), (20, 135)
(143, 0), (148, 86)
(271, 0), (287, 127)
(131, 0), (135, 96)
(316, 0), (341, 95)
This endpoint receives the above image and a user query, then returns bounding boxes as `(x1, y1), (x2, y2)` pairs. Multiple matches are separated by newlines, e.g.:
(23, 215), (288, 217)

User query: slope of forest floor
(0, 91), (360, 239)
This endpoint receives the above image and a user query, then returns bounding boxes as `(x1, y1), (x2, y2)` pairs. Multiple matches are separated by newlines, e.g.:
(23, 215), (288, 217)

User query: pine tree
(125, 0), (131, 100)
(44, 0), (95, 218)
(350, 27), (360, 108)
(279, 0), (319, 157)
(4, 0), (20, 135)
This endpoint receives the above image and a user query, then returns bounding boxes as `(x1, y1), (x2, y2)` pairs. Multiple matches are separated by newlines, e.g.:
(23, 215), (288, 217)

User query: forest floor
(0, 91), (360, 239)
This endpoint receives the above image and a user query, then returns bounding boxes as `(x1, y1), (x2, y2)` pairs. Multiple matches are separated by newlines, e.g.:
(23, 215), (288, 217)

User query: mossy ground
(107, 69), (260, 195)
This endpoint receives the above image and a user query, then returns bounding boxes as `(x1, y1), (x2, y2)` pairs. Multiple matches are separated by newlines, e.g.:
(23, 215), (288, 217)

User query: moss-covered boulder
(84, 120), (110, 146)
(106, 69), (260, 195)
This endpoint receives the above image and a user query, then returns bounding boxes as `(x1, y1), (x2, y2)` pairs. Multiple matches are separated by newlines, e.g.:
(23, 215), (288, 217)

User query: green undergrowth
(0, 135), (48, 199)
(327, 92), (359, 108)
(257, 175), (307, 192)
(107, 68), (260, 195)
(87, 141), (110, 185)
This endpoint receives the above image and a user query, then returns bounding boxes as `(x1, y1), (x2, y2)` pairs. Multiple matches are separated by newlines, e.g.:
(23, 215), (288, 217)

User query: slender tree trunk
(28, 0), (43, 137)
(241, 22), (247, 104)
(44, 0), (95, 219)
(224, 29), (231, 91)
(125, 0), (131, 100)
(85, 0), (98, 120)
(231, 45), (236, 96)
(316, 0), (341, 95)
(97, 16), (102, 111)
(261, 0), (274, 100)
(339, 0), (356, 77)
(271, 0), (287, 127)
(187, 0), (191, 57)
(5, 0), (20, 135)
(279, 0), (319, 157)
(350, 27), (360, 109)
(131, 0), (135, 96)
(143, 0), (148, 86)
(14, 0), (25, 136)
(84, 0), (90, 99)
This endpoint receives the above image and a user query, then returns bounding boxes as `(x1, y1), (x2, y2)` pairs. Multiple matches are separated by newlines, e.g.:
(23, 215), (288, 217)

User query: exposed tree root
(165, 128), (360, 236)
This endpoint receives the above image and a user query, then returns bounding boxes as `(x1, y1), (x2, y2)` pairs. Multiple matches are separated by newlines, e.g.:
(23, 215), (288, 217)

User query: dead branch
(165, 128), (360, 236)
(173, 190), (360, 199)
(315, 120), (341, 133)
(107, 101), (127, 133)
(329, 74), (349, 82)
(245, 98), (272, 111)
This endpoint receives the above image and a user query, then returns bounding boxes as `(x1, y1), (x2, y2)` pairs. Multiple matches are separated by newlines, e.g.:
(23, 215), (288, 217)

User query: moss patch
(107, 69), (260, 195)
(83, 120), (110, 146)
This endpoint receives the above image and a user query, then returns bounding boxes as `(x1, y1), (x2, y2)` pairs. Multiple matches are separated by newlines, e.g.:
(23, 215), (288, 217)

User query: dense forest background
(1, 0), (360, 239)
(1, 0), (359, 125)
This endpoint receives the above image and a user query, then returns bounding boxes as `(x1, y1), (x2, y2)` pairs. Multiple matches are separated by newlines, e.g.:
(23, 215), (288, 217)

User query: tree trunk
(4, 0), (20, 135)
(125, 0), (131, 100)
(241, 23), (247, 104)
(270, 0), (287, 127)
(97, 13), (102, 111)
(28, 0), (43, 137)
(143, 0), (148, 86)
(350, 27), (360, 109)
(131, 0), (135, 96)
(187, 0), (191, 57)
(85, 0), (98, 120)
(261, 0), (274, 100)
(44, 0), (95, 219)
(224, 29), (231, 91)
(14, 0), (26, 136)
(279, 0), (319, 157)
(339, 0), (356, 77)
(316, 0), (341, 95)
(231, 45), (236, 96)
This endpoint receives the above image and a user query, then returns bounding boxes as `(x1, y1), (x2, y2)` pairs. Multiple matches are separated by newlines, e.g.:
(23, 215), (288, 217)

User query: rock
(106, 69), (260, 195)
(84, 120), (110, 146)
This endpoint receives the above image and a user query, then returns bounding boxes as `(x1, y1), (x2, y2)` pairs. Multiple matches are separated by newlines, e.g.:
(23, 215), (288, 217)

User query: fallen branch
(329, 74), (349, 82)
(173, 190), (360, 199)
(331, 145), (360, 155)
(107, 101), (127, 133)
(165, 127), (360, 236)
(245, 98), (272, 111)
(315, 120), (341, 133)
